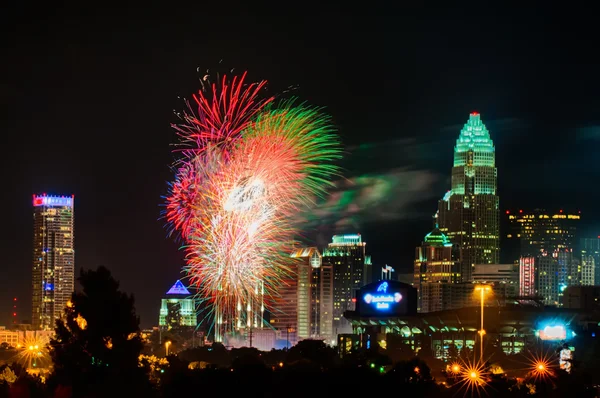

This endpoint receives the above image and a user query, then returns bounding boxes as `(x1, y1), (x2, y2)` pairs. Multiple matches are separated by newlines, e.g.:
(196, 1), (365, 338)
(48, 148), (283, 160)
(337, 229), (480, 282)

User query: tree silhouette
(286, 340), (337, 370)
(48, 266), (153, 397)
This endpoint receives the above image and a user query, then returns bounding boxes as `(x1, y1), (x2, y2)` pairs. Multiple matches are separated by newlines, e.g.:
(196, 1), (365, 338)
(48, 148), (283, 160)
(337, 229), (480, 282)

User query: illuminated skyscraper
(286, 248), (334, 343)
(581, 237), (600, 285)
(506, 209), (580, 257)
(414, 225), (459, 312)
(159, 280), (197, 329)
(32, 194), (75, 330)
(507, 209), (581, 305)
(437, 113), (500, 282)
(322, 234), (368, 334)
(519, 257), (536, 296)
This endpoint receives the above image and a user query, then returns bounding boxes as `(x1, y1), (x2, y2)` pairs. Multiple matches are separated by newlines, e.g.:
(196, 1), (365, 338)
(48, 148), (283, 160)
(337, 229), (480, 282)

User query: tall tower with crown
(436, 112), (500, 282)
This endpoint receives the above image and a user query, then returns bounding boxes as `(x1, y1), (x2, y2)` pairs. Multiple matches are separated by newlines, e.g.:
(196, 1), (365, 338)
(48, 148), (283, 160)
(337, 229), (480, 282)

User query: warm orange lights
(457, 361), (488, 394)
(530, 356), (554, 381)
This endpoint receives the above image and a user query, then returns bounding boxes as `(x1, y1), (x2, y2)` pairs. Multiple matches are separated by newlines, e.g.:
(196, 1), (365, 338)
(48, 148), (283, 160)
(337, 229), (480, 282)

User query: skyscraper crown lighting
(454, 112), (495, 167)
(33, 194), (74, 208)
(424, 224), (452, 247)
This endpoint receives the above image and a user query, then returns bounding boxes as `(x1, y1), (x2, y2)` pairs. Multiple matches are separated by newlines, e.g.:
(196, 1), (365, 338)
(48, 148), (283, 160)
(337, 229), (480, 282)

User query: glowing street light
(165, 341), (171, 356)
(530, 354), (554, 381)
(457, 360), (488, 395)
(474, 284), (491, 361)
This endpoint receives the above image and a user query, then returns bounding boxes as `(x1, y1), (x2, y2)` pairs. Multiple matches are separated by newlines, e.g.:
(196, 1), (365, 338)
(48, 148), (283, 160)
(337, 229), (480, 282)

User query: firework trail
(165, 73), (341, 339)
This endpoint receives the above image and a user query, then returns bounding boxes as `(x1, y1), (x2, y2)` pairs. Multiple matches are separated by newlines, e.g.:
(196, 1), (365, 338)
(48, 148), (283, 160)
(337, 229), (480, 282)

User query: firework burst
(165, 72), (341, 339)
(172, 71), (274, 160)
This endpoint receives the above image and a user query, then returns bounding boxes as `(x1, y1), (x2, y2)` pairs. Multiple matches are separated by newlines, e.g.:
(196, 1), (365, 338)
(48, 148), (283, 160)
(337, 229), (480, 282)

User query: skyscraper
(507, 209), (581, 305)
(506, 209), (580, 258)
(288, 247), (333, 342)
(322, 234), (368, 334)
(437, 113), (500, 282)
(32, 194), (75, 330)
(159, 280), (197, 329)
(413, 225), (459, 312)
(581, 237), (600, 285)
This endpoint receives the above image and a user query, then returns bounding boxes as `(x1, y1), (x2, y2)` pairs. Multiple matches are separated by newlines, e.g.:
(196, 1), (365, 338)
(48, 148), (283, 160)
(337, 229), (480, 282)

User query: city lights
(456, 360), (488, 395)
(528, 352), (555, 382)
(475, 284), (491, 361)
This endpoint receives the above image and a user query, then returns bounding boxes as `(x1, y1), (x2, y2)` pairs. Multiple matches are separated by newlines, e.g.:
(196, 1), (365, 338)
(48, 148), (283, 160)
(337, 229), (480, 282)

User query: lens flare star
(529, 352), (555, 382)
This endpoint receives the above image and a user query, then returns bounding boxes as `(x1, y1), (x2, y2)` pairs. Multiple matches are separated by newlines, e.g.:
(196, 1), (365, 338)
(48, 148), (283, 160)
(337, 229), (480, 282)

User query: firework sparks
(171, 72), (274, 159)
(165, 72), (341, 339)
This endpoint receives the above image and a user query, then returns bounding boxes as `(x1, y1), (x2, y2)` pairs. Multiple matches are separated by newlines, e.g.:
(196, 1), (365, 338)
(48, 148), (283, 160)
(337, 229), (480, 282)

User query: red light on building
(519, 209), (523, 213)
(506, 210), (510, 214)
(351, 298), (357, 303)
(560, 209), (563, 213)
(471, 111), (479, 116)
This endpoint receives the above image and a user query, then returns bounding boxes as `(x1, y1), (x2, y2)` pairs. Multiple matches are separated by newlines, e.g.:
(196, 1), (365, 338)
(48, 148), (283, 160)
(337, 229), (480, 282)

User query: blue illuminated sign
(364, 282), (402, 310)
(44, 283), (54, 291)
(33, 195), (73, 207)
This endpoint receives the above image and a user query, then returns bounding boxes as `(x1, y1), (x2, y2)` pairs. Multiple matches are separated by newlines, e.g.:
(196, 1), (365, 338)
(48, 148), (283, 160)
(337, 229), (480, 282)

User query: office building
(414, 225), (459, 312)
(581, 256), (595, 286)
(519, 257), (536, 297)
(506, 209), (580, 258)
(32, 194), (75, 330)
(436, 113), (500, 282)
(286, 247), (333, 342)
(561, 286), (600, 310)
(507, 209), (582, 306)
(472, 263), (519, 298)
(159, 280), (197, 329)
(581, 237), (600, 285)
(322, 234), (368, 335)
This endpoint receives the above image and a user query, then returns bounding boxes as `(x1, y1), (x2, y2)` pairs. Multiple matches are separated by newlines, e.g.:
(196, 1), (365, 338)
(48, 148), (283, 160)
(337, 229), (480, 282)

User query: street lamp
(165, 341), (171, 356)
(475, 284), (491, 361)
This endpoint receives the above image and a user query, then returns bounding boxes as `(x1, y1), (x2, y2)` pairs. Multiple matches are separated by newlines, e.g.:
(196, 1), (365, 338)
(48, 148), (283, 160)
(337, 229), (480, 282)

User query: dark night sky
(2, 5), (600, 328)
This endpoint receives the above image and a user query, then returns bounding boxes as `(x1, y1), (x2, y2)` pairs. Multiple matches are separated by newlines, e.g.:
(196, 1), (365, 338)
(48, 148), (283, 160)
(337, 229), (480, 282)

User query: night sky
(2, 6), (600, 328)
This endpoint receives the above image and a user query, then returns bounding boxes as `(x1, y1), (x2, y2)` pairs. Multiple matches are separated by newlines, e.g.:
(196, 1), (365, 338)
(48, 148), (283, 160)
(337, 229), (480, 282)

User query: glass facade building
(414, 225), (459, 312)
(322, 234), (368, 335)
(159, 280), (197, 329)
(32, 194), (75, 330)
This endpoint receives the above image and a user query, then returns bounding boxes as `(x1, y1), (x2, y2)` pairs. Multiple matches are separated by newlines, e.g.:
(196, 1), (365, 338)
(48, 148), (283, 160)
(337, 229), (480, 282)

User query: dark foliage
(47, 266), (154, 397)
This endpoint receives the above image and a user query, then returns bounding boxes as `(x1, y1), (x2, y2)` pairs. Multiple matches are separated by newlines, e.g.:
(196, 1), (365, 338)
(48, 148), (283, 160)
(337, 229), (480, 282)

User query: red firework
(172, 71), (274, 159)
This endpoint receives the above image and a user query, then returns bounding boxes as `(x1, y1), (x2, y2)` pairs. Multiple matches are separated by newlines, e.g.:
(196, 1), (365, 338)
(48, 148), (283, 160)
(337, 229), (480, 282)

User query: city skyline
(2, 8), (600, 328)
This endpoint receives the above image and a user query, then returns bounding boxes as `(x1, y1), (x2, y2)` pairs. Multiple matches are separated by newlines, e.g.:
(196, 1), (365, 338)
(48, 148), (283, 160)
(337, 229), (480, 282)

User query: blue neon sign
(364, 282), (402, 310)
(44, 283), (54, 291)
(33, 195), (73, 207)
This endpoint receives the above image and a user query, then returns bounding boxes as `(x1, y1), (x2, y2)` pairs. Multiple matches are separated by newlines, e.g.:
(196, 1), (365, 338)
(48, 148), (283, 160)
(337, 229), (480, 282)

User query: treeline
(0, 267), (597, 397)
